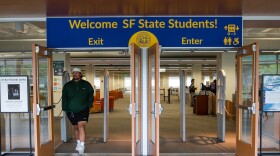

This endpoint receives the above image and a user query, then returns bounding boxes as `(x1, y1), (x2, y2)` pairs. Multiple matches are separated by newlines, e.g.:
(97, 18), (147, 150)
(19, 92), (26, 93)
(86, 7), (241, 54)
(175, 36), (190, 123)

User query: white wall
(53, 53), (70, 117)
(217, 53), (236, 101)
(192, 64), (202, 93)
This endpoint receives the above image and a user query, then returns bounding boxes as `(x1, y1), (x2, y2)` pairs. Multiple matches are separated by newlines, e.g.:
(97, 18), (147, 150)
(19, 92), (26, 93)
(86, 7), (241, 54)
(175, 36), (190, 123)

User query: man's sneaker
(75, 145), (79, 151)
(77, 145), (85, 155)
(75, 143), (81, 151)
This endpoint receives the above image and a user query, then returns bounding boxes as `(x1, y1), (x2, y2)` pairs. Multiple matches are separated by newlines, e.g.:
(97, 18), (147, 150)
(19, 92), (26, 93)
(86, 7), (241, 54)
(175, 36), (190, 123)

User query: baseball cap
(72, 67), (81, 73)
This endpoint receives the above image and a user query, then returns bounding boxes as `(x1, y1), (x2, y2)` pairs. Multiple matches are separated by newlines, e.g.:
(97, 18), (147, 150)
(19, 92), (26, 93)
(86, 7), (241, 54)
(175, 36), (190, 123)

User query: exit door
(236, 43), (259, 156)
(130, 43), (160, 156)
(32, 44), (55, 156)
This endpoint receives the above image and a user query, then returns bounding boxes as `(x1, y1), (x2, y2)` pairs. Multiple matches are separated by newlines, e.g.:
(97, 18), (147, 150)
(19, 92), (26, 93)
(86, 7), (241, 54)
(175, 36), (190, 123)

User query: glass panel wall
(0, 54), (34, 153)
(259, 53), (280, 154)
(0, 53), (62, 153)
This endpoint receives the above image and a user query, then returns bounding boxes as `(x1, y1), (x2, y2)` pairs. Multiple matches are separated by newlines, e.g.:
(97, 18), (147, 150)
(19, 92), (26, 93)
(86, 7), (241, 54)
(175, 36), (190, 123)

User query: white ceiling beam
(243, 16), (280, 20)
(0, 18), (46, 22)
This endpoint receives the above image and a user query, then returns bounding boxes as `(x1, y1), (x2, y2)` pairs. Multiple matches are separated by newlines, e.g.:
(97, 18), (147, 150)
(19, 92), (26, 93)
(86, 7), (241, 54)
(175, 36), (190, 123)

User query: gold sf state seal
(136, 32), (151, 47)
(129, 31), (158, 48)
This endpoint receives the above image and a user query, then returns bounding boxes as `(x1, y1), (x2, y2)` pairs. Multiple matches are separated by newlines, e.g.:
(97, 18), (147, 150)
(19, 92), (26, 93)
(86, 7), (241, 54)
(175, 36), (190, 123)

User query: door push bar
(36, 104), (56, 115)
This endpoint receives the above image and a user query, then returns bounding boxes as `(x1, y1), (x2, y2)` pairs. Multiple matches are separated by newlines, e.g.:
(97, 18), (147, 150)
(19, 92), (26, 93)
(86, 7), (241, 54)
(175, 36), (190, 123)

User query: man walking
(62, 67), (94, 155)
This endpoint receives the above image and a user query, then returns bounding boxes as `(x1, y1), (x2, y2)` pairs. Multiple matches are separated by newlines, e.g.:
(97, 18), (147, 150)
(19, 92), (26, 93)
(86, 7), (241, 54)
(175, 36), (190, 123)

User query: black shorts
(67, 108), (89, 125)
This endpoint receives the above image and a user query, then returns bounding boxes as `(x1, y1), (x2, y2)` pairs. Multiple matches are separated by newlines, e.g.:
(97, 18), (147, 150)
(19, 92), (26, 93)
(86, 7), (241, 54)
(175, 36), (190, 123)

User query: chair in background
(94, 90), (100, 102)
(90, 95), (102, 113)
(100, 98), (104, 112)
(110, 90), (119, 99)
(90, 96), (116, 113)
(109, 96), (115, 111)
(118, 90), (123, 98)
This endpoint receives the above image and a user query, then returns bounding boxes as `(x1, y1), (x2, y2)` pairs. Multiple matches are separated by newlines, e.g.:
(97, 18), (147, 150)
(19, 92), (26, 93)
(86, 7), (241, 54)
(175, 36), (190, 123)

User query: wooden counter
(194, 95), (208, 115)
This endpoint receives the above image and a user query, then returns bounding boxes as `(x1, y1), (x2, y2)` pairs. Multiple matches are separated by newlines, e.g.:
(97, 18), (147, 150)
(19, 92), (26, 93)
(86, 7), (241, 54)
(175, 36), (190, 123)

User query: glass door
(32, 44), (55, 156)
(130, 43), (141, 156)
(147, 43), (160, 155)
(130, 43), (160, 156)
(236, 43), (259, 156)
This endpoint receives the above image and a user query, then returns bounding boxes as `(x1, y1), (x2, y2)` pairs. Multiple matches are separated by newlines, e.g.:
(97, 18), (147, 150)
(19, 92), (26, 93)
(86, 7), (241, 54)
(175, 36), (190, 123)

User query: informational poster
(262, 74), (280, 112)
(53, 76), (63, 92)
(0, 76), (29, 113)
(53, 61), (64, 92)
(53, 61), (64, 76)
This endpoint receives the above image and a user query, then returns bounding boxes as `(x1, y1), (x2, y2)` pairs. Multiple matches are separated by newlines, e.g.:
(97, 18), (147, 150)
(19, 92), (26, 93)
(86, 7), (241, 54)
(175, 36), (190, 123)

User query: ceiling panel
(46, 0), (241, 16)
(242, 0), (280, 16)
(0, 0), (279, 17)
(0, 0), (46, 18)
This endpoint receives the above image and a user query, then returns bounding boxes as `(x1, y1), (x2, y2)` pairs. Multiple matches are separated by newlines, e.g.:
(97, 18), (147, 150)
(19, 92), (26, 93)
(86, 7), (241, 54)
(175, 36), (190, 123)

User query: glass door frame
(32, 44), (54, 156)
(147, 43), (160, 155)
(130, 43), (160, 156)
(131, 43), (141, 156)
(236, 42), (259, 156)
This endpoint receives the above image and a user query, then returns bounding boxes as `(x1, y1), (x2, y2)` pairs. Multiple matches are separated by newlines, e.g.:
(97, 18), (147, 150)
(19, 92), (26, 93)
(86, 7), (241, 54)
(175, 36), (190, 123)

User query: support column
(92, 65), (96, 90)
(53, 53), (70, 117)
(113, 73), (119, 90)
(217, 53), (236, 101)
(64, 54), (71, 74)
(100, 70), (105, 99)
(191, 64), (202, 93)
(119, 74), (124, 90)
(162, 73), (169, 98)
(85, 65), (95, 87)
(109, 73), (114, 91)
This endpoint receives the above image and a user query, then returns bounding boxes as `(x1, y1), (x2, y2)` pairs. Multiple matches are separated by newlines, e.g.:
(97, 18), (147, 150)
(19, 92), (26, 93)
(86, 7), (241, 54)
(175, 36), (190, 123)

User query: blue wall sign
(47, 17), (242, 48)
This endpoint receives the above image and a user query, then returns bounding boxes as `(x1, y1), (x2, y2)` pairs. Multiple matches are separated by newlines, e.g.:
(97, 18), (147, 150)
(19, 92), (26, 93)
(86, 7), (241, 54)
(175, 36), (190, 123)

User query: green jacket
(62, 79), (94, 113)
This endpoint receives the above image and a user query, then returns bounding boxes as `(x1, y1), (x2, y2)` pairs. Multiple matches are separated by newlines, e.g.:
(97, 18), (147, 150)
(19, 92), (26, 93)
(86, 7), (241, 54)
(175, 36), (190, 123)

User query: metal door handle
(153, 103), (164, 116)
(36, 104), (56, 115)
(127, 103), (139, 115)
(41, 105), (56, 111)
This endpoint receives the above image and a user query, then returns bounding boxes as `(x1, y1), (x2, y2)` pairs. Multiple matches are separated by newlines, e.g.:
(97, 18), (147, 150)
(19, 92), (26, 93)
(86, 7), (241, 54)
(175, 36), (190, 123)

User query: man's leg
(78, 121), (87, 142)
(74, 125), (80, 140)
(77, 121), (87, 154)
(67, 112), (81, 151)
(74, 125), (81, 150)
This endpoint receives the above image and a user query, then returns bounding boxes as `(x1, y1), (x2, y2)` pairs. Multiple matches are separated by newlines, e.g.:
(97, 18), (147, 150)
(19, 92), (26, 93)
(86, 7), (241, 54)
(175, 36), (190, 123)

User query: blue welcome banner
(47, 17), (242, 48)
